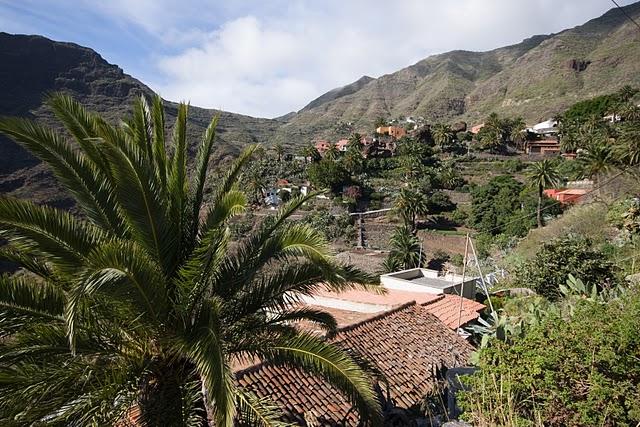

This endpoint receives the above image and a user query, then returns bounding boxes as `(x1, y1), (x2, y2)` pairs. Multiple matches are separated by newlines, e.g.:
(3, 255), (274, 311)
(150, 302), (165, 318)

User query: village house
(529, 118), (559, 136)
(375, 125), (406, 139)
(470, 123), (485, 134)
(544, 188), (588, 204)
(314, 139), (332, 155)
(335, 138), (350, 152)
(524, 139), (561, 155)
(236, 301), (474, 425)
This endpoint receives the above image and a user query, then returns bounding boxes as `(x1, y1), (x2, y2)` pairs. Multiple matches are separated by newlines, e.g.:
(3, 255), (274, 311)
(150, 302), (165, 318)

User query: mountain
(0, 32), (281, 208)
(2, 3), (640, 206)
(275, 2), (640, 142)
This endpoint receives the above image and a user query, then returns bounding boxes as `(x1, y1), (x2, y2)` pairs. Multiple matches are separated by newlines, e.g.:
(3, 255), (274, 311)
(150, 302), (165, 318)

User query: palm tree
(301, 144), (320, 163)
(526, 160), (560, 227)
(273, 142), (285, 161)
(508, 117), (527, 150)
(393, 188), (429, 234)
(578, 141), (616, 197)
(382, 226), (423, 272)
(615, 122), (640, 166)
(0, 94), (383, 426)
(324, 143), (339, 161)
(431, 124), (454, 151)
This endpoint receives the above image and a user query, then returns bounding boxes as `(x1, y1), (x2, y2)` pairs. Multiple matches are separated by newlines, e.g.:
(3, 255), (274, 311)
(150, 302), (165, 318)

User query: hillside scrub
(513, 236), (618, 301)
(460, 293), (640, 427)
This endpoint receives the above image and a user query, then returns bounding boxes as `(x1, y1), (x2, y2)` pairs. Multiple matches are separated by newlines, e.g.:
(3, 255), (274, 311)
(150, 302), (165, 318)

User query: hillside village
(0, 2), (640, 427)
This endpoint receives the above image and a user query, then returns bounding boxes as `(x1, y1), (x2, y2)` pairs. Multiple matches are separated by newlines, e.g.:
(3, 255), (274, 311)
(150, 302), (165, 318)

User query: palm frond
(99, 137), (177, 274)
(0, 274), (64, 322)
(202, 190), (247, 233)
(266, 307), (338, 334)
(181, 298), (236, 427)
(0, 198), (106, 269)
(0, 117), (123, 232)
(151, 95), (168, 187)
(45, 93), (108, 170)
(177, 226), (230, 318)
(168, 102), (189, 227)
(236, 390), (290, 427)
(0, 244), (53, 279)
(190, 113), (220, 227)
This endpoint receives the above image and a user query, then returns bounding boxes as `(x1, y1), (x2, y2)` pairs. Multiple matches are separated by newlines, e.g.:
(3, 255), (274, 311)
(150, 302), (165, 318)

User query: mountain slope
(0, 32), (281, 207)
(276, 2), (640, 142)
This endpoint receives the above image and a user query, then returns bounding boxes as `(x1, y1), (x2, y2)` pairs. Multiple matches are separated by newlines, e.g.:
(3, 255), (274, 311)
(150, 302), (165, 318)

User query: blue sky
(0, 0), (636, 118)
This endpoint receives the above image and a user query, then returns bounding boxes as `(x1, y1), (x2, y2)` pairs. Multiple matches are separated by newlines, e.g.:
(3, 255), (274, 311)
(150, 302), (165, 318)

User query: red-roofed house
(335, 138), (349, 152)
(236, 302), (473, 425)
(544, 188), (588, 204)
(470, 123), (485, 134)
(314, 139), (332, 154)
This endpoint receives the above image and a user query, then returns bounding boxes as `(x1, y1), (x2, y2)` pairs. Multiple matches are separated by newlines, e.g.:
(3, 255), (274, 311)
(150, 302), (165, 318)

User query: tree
(383, 226), (424, 272)
(393, 188), (429, 234)
(307, 158), (350, 192)
(431, 123), (455, 151)
(507, 117), (527, 150)
(515, 236), (616, 301)
(273, 142), (285, 161)
(479, 112), (505, 152)
(578, 141), (615, 195)
(526, 160), (560, 227)
(244, 166), (267, 205)
(344, 133), (364, 174)
(324, 143), (339, 161)
(374, 117), (387, 129)
(301, 144), (321, 163)
(0, 94), (383, 425)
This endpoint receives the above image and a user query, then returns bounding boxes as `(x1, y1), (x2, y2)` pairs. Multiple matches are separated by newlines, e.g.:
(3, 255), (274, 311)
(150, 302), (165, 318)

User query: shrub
(460, 294), (640, 426)
(515, 236), (617, 301)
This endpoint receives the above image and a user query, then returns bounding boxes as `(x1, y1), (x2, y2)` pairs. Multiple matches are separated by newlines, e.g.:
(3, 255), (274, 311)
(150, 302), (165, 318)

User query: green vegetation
(461, 292), (640, 426)
(525, 160), (560, 227)
(0, 95), (383, 425)
(469, 175), (562, 237)
(514, 236), (617, 301)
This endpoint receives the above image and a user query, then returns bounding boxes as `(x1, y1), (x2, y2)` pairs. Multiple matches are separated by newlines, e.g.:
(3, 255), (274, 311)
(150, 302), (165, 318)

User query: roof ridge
(334, 301), (417, 334)
(420, 294), (446, 306)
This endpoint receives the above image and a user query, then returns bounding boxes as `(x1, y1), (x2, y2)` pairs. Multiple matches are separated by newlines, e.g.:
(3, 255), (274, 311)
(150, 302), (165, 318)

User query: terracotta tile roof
(305, 288), (485, 329)
(311, 287), (442, 307)
(421, 294), (486, 328)
(236, 302), (473, 425)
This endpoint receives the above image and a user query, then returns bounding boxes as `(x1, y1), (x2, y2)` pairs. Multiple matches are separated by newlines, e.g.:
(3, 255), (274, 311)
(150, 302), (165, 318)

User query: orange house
(376, 126), (406, 139)
(544, 188), (588, 204)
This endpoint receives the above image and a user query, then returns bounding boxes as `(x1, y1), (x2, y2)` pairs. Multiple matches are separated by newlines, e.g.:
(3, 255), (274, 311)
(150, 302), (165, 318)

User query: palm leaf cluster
(0, 94), (383, 426)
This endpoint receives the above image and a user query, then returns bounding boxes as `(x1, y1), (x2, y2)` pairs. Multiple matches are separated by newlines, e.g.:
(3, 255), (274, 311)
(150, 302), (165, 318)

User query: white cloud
(71, 0), (640, 117)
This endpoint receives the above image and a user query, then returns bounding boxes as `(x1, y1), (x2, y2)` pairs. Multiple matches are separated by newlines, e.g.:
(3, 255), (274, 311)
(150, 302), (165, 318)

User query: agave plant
(0, 94), (383, 426)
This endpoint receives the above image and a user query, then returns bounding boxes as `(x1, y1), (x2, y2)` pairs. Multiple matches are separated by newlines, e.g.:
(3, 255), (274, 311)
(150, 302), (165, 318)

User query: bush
(450, 207), (469, 226)
(426, 191), (456, 214)
(460, 294), (640, 426)
(515, 236), (617, 301)
(301, 209), (355, 242)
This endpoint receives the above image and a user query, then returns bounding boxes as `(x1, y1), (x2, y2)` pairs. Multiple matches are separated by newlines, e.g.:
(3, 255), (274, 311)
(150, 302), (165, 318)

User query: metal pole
(456, 233), (470, 333)
(469, 236), (495, 313)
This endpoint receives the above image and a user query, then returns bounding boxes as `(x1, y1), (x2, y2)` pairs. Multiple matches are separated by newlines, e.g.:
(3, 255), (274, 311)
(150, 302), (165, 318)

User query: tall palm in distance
(431, 123), (454, 152)
(382, 226), (424, 272)
(393, 188), (428, 235)
(273, 142), (285, 161)
(0, 94), (383, 426)
(578, 140), (616, 197)
(526, 160), (560, 228)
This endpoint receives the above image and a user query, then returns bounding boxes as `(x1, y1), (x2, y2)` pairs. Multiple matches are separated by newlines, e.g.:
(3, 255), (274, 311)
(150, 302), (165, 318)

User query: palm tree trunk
(537, 188), (543, 228)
